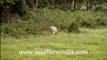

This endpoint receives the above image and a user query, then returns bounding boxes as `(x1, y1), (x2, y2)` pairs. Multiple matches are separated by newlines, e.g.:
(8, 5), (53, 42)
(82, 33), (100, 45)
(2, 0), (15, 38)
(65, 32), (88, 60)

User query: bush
(72, 11), (106, 28)
(1, 20), (41, 37)
(1, 8), (107, 36)
(36, 8), (106, 28)
(68, 21), (79, 33)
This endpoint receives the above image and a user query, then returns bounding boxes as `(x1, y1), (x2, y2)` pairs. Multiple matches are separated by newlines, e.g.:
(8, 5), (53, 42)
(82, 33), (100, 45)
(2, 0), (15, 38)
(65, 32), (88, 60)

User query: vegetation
(1, 8), (107, 36)
(1, 0), (107, 60)
(1, 28), (107, 60)
(0, 0), (107, 36)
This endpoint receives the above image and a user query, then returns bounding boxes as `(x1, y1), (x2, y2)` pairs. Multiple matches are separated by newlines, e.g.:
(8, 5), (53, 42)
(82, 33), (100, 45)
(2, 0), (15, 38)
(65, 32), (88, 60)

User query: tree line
(0, 0), (107, 23)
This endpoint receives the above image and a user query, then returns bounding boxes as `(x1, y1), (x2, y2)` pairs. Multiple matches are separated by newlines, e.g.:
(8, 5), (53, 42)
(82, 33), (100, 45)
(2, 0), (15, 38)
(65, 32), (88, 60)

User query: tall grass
(1, 8), (107, 36)
(36, 8), (106, 28)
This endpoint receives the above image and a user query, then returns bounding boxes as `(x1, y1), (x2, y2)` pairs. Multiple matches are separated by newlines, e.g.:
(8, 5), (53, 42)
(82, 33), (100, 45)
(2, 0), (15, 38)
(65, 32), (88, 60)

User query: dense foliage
(0, 0), (107, 36)
(1, 8), (107, 36)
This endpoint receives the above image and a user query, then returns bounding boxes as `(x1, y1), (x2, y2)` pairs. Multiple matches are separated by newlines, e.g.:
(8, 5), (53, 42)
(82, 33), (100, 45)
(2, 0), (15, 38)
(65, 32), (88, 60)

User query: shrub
(1, 20), (41, 37)
(68, 21), (79, 33)
(1, 8), (107, 36)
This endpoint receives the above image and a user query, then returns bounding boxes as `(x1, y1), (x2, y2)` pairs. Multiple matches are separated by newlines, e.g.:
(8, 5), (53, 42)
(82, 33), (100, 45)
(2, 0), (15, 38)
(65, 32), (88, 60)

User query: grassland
(1, 28), (107, 60)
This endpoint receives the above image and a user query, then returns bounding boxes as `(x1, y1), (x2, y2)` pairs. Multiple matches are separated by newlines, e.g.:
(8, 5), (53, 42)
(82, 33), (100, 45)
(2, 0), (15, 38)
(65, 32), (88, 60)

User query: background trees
(0, 0), (107, 23)
(0, 0), (107, 36)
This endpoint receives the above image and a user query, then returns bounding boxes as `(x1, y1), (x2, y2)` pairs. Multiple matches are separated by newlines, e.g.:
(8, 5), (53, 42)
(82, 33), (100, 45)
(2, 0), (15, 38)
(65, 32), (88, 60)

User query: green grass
(1, 28), (107, 60)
